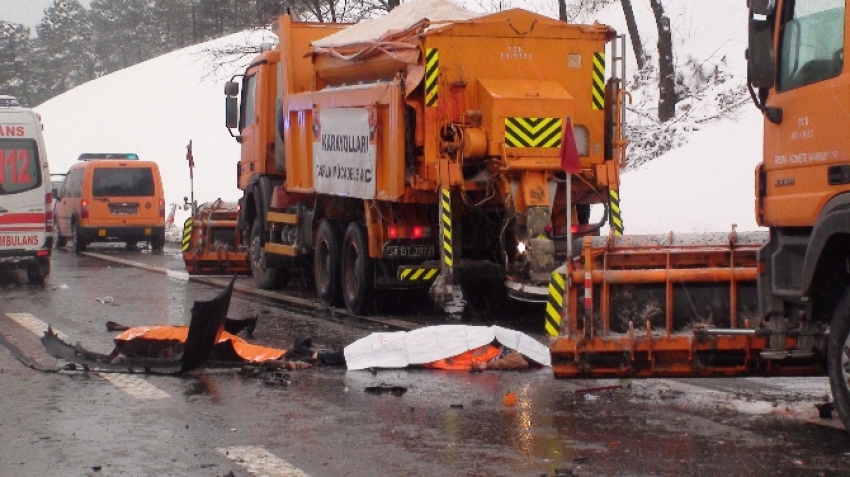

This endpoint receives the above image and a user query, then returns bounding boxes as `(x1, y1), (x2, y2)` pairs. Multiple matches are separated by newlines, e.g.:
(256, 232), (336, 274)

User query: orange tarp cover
(115, 326), (286, 364)
(423, 344), (501, 370)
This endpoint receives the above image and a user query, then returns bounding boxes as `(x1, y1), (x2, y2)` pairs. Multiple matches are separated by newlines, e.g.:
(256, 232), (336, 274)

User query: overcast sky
(0, 0), (91, 29)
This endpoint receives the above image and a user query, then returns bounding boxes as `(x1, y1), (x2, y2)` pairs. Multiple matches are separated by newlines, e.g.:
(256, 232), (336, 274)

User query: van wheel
(828, 287), (850, 431)
(341, 222), (373, 315)
(150, 232), (165, 251)
(27, 258), (50, 284)
(73, 223), (87, 252)
(250, 221), (278, 289)
(314, 220), (341, 307)
(54, 222), (67, 248)
(125, 240), (138, 250)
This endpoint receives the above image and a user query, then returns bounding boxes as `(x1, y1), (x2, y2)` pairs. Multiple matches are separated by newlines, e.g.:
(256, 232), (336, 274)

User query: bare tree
(649, 0), (675, 121)
(621, 0), (645, 71)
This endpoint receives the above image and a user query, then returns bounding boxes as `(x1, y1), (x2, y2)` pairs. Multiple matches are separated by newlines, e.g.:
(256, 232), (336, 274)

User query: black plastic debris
(450, 404), (463, 409)
(553, 468), (574, 476)
(364, 384), (407, 396)
(815, 402), (835, 419)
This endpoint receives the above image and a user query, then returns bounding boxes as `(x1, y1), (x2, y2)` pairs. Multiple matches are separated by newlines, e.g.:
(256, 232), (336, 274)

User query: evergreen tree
(0, 21), (34, 104)
(33, 0), (97, 100)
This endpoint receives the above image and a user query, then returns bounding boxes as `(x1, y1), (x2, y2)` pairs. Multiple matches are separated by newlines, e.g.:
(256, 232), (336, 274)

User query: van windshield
(0, 139), (42, 195)
(92, 167), (155, 197)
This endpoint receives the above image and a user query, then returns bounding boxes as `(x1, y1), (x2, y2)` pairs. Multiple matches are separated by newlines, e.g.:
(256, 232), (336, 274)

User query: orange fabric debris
(423, 344), (501, 370)
(114, 326), (286, 364)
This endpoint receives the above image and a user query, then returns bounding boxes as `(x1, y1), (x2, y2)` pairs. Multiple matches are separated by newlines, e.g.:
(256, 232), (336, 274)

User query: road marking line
(98, 373), (170, 400)
(5, 312), (169, 400)
(218, 446), (312, 477)
(5, 312), (69, 340)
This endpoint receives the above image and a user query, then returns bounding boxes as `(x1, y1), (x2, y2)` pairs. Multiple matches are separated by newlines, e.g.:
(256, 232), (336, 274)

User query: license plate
(111, 206), (137, 215)
(385, 245), (434, 258)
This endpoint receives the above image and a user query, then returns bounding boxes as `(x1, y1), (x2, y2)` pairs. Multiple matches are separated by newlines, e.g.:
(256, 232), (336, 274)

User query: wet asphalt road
(1, 243), (849, 477)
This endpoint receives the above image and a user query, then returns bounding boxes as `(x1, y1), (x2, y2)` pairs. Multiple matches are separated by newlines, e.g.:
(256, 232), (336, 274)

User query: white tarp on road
(344, 325), (551, 370)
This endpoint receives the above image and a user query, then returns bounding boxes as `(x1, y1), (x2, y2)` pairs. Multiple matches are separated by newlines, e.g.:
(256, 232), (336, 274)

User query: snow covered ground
(34, 0), (765, 237)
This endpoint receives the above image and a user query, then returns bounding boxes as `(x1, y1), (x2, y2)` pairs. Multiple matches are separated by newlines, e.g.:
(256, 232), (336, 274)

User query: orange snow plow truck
(547, 0), (850, 431)
(225, 2), (624, 314)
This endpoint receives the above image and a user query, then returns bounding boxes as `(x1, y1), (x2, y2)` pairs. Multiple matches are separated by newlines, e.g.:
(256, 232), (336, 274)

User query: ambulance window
(241, 74), (257, 129)
(92, 167), (155, 197)
(0, 138), (41, 195)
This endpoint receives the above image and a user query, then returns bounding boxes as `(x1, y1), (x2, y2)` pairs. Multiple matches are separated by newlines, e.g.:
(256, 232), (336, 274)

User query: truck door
(763, 0), (847, 226)
(239, 73), (261, 180)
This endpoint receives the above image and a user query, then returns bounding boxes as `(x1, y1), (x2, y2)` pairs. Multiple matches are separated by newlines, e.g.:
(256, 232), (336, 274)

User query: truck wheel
(828, 288), (850, 431)
(54, 222), (67, 248)
(314, 220), (341, 307)
(73, 222), (87, 252)
(341, 222), (373, 315)
(27, 258), (50, 284)
(250, 221), (278, 289)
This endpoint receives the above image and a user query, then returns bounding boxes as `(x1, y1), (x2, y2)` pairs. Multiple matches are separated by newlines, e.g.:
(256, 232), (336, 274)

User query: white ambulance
(0, 95), (52, 283)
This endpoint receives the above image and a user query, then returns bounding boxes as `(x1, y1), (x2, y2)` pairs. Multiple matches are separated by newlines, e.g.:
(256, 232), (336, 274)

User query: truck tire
(341, 222), (373, 315)
(828, 287), (850, 431)
(26, 258), (50, 284)
(250, 220), (278, 290)
(314, 220), (341, 307)
(54, 222), (67, 248)
(73, 222), (87, 252)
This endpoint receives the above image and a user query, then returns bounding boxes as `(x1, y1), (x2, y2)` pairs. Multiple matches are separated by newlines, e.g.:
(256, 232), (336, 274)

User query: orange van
(54, 154), (165, 251)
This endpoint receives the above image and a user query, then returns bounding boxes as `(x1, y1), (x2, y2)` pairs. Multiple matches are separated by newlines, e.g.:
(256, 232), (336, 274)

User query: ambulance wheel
(341, 222), (373, 315)
(54, 222), (67, 248)
(27, 258), (50, 284)
(73, 222), (87, 252)
(250, 220), (278, 290)
(314, 220), (341, 307)
(828, 287), (850, 431)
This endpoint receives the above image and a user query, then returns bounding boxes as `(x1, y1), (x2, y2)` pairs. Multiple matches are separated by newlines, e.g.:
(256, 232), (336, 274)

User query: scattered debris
(450, 404), (463, 409)
(364, 384), (407, 396)
(262, 371), (291, 387)
(95, 296), (114, 304)
(503, 392), (517, 407)
(815, 402), (835, 419)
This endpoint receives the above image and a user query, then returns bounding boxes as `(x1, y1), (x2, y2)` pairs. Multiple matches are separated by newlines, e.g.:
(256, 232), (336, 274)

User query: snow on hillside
(35, 0), (765, 238)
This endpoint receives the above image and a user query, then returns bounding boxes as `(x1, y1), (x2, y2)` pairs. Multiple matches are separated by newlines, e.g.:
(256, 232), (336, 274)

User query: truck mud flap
(40, 276), (235, 374)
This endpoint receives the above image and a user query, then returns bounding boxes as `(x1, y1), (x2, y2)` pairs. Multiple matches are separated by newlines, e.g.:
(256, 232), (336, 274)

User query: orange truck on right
(550, 0), (850, 431)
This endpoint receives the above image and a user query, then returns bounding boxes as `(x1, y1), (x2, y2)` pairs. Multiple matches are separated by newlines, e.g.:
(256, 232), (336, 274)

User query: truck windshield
(778, 0), (845, 91)
(92, 167), (155, 197)
(0, 139), (42, 195)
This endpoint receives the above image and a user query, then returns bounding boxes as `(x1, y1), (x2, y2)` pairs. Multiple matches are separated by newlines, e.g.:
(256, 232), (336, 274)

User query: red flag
(559, 118), (581, 174)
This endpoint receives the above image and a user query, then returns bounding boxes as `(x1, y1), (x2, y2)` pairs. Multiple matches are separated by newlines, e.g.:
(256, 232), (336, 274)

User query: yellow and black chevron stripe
(398, 267), (440, 281)
(181, 217), (193, 252)
(425, 48), (439, 107)
(609, 188), (623, 236)
(504, 117), (562, 148)
(545, 270), (565, 336)
(592, 51), (605, 110)
(440, 188), (453, 268)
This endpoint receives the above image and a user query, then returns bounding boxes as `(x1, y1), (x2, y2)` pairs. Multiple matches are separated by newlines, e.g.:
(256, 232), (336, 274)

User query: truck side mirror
(748, 16), (775, 89)
(226, 97), (239, 130)
(749, 0), (775, 16)
(224, 81), (239, 97)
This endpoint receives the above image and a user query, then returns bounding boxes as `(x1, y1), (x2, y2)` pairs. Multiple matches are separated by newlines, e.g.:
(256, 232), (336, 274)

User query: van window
(64, 169), (82, 198)
(92, 167), (155, 197)
(0, 138), (42, 195)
